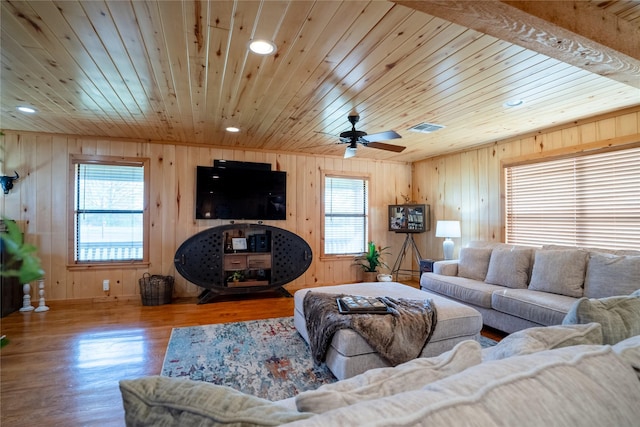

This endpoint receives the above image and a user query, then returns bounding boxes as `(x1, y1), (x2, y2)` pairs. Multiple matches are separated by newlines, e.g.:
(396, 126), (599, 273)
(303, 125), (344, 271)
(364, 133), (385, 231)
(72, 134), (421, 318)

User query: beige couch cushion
(457, 247), (493, 281)
(612, 335), (640, 381)
(119, 376), (312, 426)
(283, 345), (640, 426)
(584, 253), (640, 298)
(484, 248), (533, 289)
(482, 323), (602, 361)
(295, 340), (481, 414)
(562, 290), (640, 345)
(529, 249), (588, 297)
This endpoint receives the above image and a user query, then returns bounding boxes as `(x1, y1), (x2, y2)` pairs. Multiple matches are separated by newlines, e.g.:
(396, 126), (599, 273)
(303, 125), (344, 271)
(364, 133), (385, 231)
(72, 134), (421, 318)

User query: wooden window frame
(67, 154), (150, 270)
(321, 171), (370, 259)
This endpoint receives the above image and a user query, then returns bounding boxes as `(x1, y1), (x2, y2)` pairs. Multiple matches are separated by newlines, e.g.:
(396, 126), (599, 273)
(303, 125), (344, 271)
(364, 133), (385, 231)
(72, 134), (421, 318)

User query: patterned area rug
(161, 317), (336, 401)
(161, 316), (498, 401)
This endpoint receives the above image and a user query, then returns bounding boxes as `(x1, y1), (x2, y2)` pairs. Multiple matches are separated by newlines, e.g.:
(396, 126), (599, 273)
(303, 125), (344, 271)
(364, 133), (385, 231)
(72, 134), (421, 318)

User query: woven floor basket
(139, 273), (174, 306)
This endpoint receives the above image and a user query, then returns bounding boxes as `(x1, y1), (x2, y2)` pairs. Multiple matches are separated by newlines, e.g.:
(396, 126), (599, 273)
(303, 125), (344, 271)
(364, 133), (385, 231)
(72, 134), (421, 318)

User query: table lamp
(435, 220), (461, 260)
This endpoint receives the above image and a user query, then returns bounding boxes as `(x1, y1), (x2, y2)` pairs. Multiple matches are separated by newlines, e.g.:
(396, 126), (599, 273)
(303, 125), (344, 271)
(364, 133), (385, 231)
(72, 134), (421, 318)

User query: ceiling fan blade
(365, 141), (406, 153)
(361, 130), (401, 143)
(344, 145), (357, 158)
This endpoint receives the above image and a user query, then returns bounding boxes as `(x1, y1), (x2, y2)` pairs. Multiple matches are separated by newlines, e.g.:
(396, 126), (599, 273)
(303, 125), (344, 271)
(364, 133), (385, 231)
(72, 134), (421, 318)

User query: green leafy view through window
(74, 161), (145, 262)
(324, 175), (368, 255)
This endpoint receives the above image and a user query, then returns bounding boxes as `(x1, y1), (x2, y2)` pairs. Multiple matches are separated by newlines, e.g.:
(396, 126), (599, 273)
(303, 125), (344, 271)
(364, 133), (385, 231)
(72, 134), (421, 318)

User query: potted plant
(354, 241), (390, 282)
(1, 218), (45, 346)
(227, 270), (244, 284)
(1, 218), (44, 284)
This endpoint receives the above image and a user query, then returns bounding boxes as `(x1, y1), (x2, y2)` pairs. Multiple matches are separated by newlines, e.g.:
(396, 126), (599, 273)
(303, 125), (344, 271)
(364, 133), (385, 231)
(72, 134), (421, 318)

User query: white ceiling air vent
(409, 122), (445, 133)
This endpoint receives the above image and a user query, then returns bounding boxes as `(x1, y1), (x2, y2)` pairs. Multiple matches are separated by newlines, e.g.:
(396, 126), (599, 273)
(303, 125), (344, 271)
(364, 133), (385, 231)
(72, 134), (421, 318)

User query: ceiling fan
(338, 114), (405, 158)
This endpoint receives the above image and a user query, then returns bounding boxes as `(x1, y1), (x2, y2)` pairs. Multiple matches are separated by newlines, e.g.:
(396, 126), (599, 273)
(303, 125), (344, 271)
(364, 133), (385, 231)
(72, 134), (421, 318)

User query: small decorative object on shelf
(34, 279), (49, 312)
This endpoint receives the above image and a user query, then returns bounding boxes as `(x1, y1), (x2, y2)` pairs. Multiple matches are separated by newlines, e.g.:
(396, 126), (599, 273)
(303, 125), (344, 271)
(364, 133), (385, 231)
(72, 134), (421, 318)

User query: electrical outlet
(103, 279), (110, 291)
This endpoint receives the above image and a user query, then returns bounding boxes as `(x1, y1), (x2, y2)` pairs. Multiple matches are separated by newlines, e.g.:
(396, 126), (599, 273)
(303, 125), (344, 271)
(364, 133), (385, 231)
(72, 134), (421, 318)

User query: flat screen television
(388, 204), (429, 233)
(196, 166), (287, 220)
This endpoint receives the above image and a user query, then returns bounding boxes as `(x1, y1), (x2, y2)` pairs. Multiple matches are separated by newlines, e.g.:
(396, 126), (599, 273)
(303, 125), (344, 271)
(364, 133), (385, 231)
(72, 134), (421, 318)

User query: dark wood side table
(419, 259), (439, 278)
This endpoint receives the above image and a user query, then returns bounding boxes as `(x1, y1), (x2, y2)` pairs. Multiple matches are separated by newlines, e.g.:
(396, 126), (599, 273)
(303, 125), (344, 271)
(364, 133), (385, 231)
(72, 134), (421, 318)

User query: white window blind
(74, 162), (145, 262)
(505, 146), (640, 250)
(324, 176), (368, 255)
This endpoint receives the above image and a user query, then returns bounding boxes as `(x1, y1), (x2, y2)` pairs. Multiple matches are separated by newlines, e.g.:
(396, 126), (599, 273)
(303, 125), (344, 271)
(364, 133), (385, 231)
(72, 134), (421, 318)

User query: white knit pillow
(295, 340), (482, 414)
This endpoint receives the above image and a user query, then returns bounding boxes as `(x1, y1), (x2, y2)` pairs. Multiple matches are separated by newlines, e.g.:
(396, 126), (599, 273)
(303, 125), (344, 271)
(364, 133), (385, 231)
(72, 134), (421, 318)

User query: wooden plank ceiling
(1, 0), (639, 162)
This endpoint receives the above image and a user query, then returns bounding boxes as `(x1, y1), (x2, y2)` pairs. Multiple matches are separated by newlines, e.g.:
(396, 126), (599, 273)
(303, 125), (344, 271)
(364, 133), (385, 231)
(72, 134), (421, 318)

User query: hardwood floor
(0, 283), (504, 426)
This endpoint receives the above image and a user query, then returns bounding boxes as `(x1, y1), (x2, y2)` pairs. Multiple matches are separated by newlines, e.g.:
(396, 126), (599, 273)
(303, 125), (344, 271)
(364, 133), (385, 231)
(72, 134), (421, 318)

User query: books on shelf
(337, 295), (390, 314)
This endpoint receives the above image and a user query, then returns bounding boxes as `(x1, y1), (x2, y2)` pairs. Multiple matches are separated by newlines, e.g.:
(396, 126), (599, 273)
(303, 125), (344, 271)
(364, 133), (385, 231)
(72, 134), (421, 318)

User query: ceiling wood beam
(393, 1), (640, 88)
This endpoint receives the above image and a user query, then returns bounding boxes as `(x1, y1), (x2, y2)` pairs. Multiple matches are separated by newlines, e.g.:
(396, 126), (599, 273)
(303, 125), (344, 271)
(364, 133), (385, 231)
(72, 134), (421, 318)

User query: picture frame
(231, 237), (247, 251)
(388, 204), (429, 233)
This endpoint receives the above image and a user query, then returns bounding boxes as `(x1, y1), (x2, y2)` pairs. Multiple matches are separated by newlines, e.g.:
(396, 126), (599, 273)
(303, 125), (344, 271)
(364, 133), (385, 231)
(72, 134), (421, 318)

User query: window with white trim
(505, 145), (640, 250)
(323, 174), (368, 255)
(70, 155), (149, 264)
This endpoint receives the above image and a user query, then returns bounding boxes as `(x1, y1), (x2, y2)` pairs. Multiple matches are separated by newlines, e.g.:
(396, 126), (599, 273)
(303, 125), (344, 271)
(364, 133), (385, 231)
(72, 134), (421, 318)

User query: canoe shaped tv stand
(174, 223), (313, 304)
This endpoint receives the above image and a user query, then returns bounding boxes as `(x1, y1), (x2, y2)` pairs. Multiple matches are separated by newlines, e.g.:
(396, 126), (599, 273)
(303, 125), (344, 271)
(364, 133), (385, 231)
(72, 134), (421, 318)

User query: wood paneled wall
(411, 107), (640, 260)
(0, 134), (412, 301)
(2, 106), (638, 301)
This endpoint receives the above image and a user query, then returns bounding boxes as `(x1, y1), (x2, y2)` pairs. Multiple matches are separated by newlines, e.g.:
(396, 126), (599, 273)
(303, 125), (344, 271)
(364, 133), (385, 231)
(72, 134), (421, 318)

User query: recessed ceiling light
(504, 99), (524, 108)
(226, 127), (240, 133)
(248, 40), (277, 55)
(17, 106), (37, 113)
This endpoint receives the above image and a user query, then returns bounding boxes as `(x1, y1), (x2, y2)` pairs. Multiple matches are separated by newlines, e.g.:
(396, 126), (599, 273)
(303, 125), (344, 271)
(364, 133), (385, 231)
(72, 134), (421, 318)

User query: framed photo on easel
(388, 204), (429, 233)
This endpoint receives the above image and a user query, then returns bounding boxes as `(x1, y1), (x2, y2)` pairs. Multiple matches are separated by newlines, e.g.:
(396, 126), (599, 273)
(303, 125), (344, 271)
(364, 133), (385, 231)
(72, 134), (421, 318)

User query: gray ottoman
(293, 282), (482, 380)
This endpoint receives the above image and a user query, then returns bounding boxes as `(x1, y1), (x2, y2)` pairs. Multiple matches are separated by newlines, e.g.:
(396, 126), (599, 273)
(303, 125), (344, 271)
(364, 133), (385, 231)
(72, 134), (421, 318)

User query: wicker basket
(138, 273), (174, 306)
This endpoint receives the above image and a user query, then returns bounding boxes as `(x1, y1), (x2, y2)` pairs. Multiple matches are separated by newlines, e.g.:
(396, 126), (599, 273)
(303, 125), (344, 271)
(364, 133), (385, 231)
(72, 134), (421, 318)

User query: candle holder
(34, 279), (49, 312)
(19, 283), (34, 312)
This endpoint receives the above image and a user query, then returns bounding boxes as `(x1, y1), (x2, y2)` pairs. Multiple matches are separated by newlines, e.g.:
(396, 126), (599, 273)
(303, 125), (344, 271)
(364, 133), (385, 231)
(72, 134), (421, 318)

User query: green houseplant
(227, 270), (244, 283)
(354, 241), (390, 281)
(0, 218), (44, 284)
(1, 218), (45, 347)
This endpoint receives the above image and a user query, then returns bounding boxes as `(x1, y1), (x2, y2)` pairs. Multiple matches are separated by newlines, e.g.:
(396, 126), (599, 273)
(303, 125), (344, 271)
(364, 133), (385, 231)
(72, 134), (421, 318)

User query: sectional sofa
(120, 319), (640, 426)
(420, 241), (640, 333)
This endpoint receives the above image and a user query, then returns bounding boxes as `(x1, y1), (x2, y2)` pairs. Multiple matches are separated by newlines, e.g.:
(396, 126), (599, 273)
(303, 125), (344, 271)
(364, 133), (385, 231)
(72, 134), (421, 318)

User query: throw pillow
(584, 253), (640, 298)
(457, 247), (493, 281)
(562, 291), (640, 345)
(119, 376), (312, 426)
(482, 323), (603, 361)
(612, 335), (640, 381)
(528, 249), (588, 297)
(295, 340), (482, 414)
(302, 346), (640, 426)
(484, 248), (533, 289)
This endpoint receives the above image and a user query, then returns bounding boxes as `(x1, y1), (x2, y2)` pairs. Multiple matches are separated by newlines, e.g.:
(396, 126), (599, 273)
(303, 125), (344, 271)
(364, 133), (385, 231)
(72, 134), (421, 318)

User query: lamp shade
(435, 220), (461, 238)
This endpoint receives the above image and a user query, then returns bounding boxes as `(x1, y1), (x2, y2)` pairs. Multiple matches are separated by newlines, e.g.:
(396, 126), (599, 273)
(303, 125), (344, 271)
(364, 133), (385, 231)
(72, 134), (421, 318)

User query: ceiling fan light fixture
(248, 39), (277, 55)
(344, 146), (357, 158)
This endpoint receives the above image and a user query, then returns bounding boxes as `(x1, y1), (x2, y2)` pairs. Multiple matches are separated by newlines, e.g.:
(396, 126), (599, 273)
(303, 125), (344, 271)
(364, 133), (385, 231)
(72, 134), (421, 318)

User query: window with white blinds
(71, 155), (149, 263)
(505, 145), (640, 250)
(323, 175), (368, 255)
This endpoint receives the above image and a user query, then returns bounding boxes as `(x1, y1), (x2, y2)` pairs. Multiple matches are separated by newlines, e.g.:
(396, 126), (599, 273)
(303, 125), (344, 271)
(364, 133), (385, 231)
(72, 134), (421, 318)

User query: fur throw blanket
(303, 291), (437, 366)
